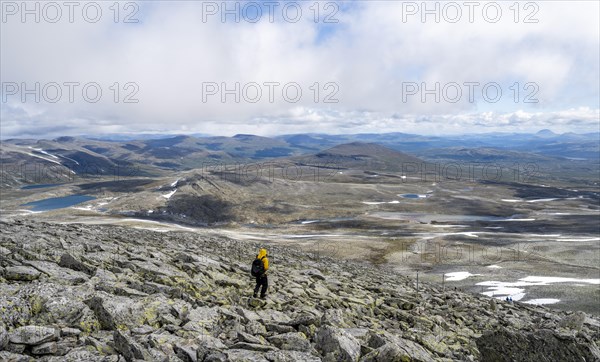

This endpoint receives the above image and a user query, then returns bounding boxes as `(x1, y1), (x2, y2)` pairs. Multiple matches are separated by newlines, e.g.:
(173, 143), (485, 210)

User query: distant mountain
(536, 129), (557, 138)
(418, 147), (557, 163)
(85, 133), (212, 141)
(291, 142), (423, 172)
(2, 130), (597, 186)
(279, 131), (599, 161)
(0, 138), (160, 187)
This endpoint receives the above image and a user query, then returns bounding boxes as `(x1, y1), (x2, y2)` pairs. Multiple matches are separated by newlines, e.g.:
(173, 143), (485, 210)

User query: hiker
(251, 248), (269, 299)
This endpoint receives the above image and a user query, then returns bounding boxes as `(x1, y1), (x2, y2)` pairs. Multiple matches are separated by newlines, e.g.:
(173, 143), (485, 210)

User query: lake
(21, 195), (96, 212)
(398, 194), (428, 199)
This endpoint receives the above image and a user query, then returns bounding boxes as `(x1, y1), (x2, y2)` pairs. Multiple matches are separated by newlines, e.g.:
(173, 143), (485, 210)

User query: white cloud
(0, 1), (598, 138)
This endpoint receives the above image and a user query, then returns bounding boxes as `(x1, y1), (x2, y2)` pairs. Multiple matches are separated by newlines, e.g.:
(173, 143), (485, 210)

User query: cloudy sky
(1, 0), (599, 138)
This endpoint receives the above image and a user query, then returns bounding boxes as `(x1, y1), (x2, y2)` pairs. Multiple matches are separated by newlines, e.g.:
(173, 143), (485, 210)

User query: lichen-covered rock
(476, 328), (600, 362)
(224, 348), (270, 362)
(174, 342), (198, 362)
(25, 260), (89, 285)
(8, 326), (59, 345)
(183, 306), (220, 332)
(315, 326), (361, 362)
(83, 296), (116, 330)
(245, 320), (267, 336)
(58, 253), (96, 276)
(0, 294), (32, 327)
(559, 311), (586, 331)
(4, 266), (41, 281)
(265, 350), (323, 362)
(0, 325), (7, 346)
(321, 309), (347, 328)
(31, 341), (58, 355)
(0, 351), (32, 362)
(360, 342), (435, 362)
(45, 346), (114, 361)
(37, 296), (97, 330)
(113, 330), (146, 361)
(267, 332), (311, 351)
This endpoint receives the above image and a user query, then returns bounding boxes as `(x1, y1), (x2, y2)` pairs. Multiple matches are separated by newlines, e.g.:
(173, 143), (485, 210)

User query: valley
(2, 132), (598, 316)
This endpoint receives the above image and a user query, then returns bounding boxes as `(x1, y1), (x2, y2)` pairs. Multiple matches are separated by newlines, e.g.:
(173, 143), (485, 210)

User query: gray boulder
(265, 350), (323, 362)
(31, 341), (58, 355)
(174, 342), (198, 362)
(113, 330), (146, 361)
(245, 320), (267, 336)
(229, 342), (277, 352)
(476, 328), (600, 362)
(203, 350), (228, 362)
(0, 351), (32, 362)
(315, 326), (361, 362)
(559, 311), (586, 331)
(4, 266), (41, 281)
(0, 295), (32, 327)
(265, 351), (321, 362)
(83, 296), (116, 330)
(268, 332), (311, 351)
(360, 342), (435, 362)
(224, 349), (270, 361)
(321, 309), (347, 328)
(8, 325), (59, 345)
(0, 326), (8, 350)
(59, 253), (96, 276)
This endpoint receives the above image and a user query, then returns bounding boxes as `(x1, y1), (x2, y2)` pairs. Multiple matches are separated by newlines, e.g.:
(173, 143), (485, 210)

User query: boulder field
(1, 219), (599, 361)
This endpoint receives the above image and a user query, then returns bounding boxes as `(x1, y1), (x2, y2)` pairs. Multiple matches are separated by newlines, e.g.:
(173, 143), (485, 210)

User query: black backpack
(251, 256), (265, 277)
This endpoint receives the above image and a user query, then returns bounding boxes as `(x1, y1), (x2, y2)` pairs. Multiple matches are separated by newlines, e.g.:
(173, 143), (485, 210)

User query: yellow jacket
(257, 248), (269, 273)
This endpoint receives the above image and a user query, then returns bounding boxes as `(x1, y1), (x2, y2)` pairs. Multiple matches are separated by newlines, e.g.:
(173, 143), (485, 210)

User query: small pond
(22, 195), (96, 212)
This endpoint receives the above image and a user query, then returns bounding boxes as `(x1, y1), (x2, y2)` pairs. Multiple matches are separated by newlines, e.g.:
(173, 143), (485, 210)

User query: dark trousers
(254, 275), (268, 297)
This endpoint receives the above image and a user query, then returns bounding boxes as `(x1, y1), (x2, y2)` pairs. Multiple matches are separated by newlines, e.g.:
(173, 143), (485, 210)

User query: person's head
(258, 248), (267, 258)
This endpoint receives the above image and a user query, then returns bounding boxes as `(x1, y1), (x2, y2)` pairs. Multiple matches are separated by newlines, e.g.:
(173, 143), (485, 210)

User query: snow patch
(523, 298), (560, 305)
(25, 152), (62, 165)
(557, 237), (600, 242)
(31, 148), (59, 159)
(445, 271), (480, 281)
(72, 205), (94, 211)
(478, 276), (600, 301)
(162, 190), (177, 199)
(519, 276), (600, 285)
(362, 201), (400, 205)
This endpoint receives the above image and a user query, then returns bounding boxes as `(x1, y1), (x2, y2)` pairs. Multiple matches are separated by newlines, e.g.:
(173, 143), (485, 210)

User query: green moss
(141, 303), (160, 327)
(166, 276), (204, 300)
(30, 295), (44, 315)
(79, 319), (101, 334)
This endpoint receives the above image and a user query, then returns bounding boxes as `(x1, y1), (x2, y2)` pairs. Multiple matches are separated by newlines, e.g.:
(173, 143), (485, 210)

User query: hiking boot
(260, 295), (267, 300)
(253, 293), (258, 298)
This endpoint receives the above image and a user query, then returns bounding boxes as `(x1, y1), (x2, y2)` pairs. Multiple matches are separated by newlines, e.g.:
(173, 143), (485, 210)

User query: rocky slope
(0, 219), (599, 361)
